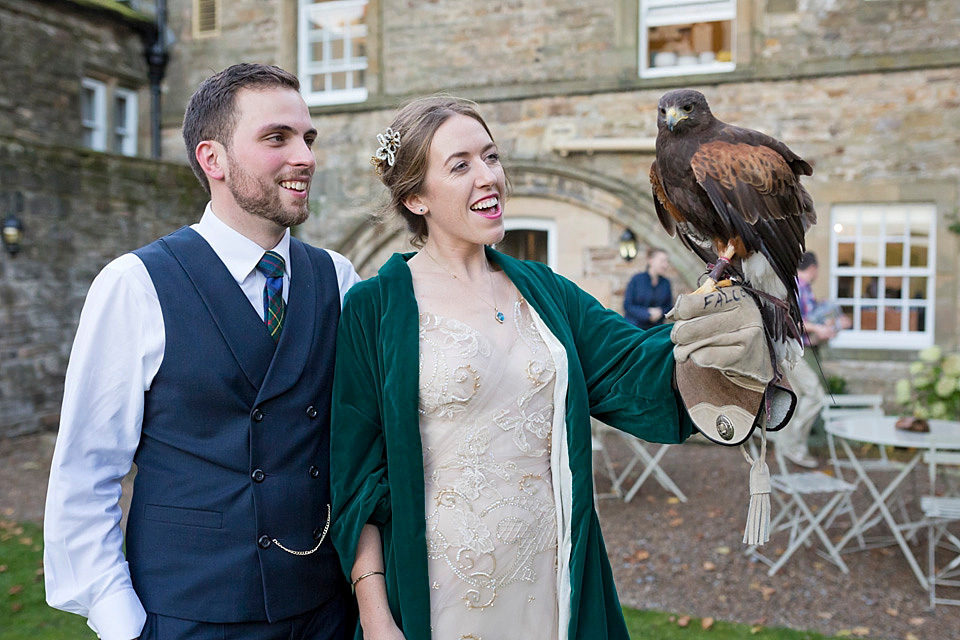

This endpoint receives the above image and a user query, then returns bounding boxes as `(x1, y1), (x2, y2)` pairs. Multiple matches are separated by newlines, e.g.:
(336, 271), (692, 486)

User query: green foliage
(0, 521), (92, 639)
(895, 346), (960, 420)
(825, 375), (847, 395)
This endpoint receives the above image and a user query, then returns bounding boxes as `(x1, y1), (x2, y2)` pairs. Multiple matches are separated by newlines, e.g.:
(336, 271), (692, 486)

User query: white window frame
(501, 218), (558, 271)
(828, 203), (936, 350)
(639, 0), (736, 79)
(298, 0), (369, 106)
(113, 88), (138, 157)
(81, 78), (107, 152)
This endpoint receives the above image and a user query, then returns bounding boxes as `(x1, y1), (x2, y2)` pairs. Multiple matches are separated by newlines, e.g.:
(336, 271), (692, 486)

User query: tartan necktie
(256, 251), (286, 343)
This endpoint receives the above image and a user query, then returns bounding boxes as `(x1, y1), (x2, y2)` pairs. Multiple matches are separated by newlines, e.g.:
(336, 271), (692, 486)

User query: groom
(43, 64), (360, 639)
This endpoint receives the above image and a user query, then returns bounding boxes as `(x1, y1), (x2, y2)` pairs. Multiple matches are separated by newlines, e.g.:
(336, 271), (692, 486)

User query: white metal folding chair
(591, 419), (687, 504)
(921, 450), (960, 608)
(746, 436), (857, 576)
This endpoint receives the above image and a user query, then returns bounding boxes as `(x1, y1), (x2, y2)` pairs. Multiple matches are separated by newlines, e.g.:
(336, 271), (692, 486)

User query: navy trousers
(140, 591), (356, 640)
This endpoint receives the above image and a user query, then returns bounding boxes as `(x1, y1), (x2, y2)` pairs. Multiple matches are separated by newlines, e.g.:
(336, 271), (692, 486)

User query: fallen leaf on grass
(669, 518), (684, 527)
(701, 617), (714, 630)
(11, 602), (22, 612)
(676, 615), (690, 627)
(885, 608), (898, 617)
(817, 612), (833, 619)
(750, 625), (764, 634)
(667, 496), (681, 504)
(905, 633), (919, 640)
(908, 617), (925, 626)
(0, 565), (7, 573)
(714, 546), (731, 555)
(8, 584), (23, 595)
(703, 561), (716, 571)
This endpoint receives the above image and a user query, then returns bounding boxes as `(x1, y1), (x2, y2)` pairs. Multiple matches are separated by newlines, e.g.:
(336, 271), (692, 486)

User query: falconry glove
(667, 285), (794, 446)
(667, 284), (797, 546)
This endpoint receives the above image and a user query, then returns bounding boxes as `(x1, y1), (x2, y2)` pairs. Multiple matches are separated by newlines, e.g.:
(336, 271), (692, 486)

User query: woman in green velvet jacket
(330, 96), (771, 640)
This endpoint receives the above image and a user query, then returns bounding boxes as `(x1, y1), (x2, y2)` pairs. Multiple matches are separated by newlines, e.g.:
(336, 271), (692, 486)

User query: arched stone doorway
(335, 161), (703, 309)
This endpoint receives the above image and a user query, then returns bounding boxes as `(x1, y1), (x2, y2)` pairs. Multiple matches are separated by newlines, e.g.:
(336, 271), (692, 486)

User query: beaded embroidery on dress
(419, 295), (560, 640)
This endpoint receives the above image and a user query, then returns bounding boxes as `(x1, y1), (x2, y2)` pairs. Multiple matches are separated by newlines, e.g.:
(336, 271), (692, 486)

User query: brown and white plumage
(649, 89), (817, 369)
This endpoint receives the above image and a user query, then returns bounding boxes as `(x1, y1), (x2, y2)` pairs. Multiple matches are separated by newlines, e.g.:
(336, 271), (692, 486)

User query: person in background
(624, 247), (672, 329)
(777, 251), (850, 468)
(329, 95), (779, 640)
(43, 63), (359, 640)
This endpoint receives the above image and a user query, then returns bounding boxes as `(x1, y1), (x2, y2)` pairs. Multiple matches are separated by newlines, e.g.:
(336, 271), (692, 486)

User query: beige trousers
(775, 354), (825, 458)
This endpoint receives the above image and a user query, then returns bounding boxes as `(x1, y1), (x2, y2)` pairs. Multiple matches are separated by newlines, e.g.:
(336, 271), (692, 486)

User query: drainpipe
(145, 0), (169, 159)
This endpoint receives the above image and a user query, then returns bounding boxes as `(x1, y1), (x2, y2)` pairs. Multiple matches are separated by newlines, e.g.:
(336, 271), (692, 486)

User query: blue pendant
(495, 311), (505, 324)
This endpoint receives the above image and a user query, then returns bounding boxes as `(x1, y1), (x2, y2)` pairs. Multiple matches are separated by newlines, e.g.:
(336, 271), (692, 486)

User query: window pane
(331, 71), (346, 91)
(352, 70), (364, 88)
(908, 277), (927, 299)
(861, 209), (883, 237)
(909, 243), (928, 267)
(884, 307), (903, 332)
(498, 229), (549, 264)
(331, 37), (344, 59)
(312, 41), (325, 62)
(115, 96), (128, 130)
(82, 87), (95, 122)
(836, 242), (855, 267)
(860, 276), (878, 299)
(837, 276), (854, 298)
(885, 241), (903, 267)
(883, 276), (902, 300)
(861, 241), (880, 268)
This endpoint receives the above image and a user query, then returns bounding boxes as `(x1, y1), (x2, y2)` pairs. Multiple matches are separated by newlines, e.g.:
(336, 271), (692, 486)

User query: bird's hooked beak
(665, 106), (687, 132)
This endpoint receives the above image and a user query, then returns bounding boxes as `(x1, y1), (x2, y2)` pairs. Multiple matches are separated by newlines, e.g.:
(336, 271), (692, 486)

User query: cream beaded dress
(418, 293), (561, 640)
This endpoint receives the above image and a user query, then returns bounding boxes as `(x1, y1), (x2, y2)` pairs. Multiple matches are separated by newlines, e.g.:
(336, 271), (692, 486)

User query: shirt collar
(193, 203), (292, 285)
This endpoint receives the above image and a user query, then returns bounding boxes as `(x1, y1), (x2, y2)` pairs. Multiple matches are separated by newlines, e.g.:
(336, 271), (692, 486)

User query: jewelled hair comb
(370, 127), (401, 175)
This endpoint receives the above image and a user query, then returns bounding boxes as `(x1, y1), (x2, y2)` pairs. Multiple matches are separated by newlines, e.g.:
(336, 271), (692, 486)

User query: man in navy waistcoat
(44, 63), (361, 640)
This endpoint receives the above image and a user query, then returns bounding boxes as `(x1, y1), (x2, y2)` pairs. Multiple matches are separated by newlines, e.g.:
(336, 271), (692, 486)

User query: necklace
(421, 247), (506, 324)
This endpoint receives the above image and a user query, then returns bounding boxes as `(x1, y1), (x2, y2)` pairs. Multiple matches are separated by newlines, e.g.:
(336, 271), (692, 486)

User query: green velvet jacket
(330, 249), (694, 639)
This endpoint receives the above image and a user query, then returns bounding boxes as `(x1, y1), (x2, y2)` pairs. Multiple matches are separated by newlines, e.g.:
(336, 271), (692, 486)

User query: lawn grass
(622, 606), (836, 639)
(2, 518), (843, 639)
(0, 520), (90, 639)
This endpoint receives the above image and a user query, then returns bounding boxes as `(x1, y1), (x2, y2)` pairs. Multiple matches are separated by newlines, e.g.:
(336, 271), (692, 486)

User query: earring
(419, 208), (425, 213)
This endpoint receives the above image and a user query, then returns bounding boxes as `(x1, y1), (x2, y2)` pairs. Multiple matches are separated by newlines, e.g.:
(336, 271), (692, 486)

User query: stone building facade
(156, 0), (960, 402)
(0, 1), (206, 438)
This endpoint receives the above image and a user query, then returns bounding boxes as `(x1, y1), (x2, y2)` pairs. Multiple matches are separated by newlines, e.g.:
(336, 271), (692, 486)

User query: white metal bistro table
(825, 415), (960, 589)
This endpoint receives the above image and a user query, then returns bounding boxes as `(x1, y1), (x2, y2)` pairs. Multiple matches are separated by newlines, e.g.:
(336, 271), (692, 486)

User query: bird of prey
(649, 88), (817, 370)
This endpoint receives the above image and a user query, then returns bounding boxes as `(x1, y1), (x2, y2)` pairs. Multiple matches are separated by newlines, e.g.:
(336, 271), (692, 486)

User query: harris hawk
(650, 89), (817, 373)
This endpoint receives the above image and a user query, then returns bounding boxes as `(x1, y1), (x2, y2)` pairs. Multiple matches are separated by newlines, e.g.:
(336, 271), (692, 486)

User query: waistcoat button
(306, 405), (318, 419)
(251, 408), (264, 422)
(252, 469), (265, 482)
(258, 535), (271, 549)
(309, 465), (320, 478)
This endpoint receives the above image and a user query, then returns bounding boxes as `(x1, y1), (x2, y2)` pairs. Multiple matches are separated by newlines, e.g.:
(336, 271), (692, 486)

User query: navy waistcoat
(128, 227), (347, 623)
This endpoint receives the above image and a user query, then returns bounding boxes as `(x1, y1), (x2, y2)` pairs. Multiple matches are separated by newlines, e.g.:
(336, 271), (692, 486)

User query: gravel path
(2, 432), (958, 639)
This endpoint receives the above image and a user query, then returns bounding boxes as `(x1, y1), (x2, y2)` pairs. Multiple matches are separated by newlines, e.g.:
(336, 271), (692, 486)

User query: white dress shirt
(43, 205), (361, 640)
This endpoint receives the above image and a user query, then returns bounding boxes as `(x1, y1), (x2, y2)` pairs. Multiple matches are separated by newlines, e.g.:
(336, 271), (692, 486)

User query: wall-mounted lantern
(618, 228), (637, 261)
(2, 192), (24, 256)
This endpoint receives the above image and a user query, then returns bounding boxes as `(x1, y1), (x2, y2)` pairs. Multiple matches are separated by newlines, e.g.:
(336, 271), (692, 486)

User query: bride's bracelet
(351, 570), (385, 594)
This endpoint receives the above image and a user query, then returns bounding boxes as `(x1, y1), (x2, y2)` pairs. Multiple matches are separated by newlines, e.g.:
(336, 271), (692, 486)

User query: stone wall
(0, 0), (152, 151)
(0, 136), (206, 438)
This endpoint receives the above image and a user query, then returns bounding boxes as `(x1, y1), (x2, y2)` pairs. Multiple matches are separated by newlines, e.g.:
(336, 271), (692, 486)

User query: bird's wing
(650, 159), (719, 268)
(690, 140), (810, 295)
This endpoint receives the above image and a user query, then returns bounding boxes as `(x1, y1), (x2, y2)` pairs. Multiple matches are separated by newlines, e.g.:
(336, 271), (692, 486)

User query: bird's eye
(682, 104), (694, 113)
(659, 107), (666, 115)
